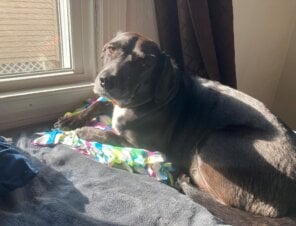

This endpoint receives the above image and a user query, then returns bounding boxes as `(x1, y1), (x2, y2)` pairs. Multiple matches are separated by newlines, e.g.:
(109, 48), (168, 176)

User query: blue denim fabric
(0, 137), (38, 195)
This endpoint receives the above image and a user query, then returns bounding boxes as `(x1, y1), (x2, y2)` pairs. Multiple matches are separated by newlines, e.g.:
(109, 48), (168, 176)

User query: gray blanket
(0, 134), (223, 226)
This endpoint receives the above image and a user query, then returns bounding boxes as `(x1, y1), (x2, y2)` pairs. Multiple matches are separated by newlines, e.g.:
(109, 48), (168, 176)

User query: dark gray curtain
(154, 0), (237, 88)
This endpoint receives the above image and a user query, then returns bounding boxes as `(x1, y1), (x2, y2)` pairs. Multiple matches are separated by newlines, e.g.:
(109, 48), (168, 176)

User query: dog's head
(94, 32), (180, 108)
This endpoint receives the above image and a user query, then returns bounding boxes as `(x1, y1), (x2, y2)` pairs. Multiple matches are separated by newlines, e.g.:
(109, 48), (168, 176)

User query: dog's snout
(99, 76), (114, 90)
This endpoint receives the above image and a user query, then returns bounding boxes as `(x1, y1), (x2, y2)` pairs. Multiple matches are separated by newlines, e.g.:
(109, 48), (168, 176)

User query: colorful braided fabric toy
(33, 97), (175, 186)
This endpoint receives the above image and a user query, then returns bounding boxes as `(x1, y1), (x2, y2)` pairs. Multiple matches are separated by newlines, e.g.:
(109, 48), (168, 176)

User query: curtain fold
(154, 0), (237, 88)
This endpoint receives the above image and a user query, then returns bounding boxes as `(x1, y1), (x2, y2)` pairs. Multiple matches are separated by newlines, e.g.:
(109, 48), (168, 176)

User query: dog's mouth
(93, 76), (150, 108)
(99, 77), (113, 90)
(93, 76), (133, 103)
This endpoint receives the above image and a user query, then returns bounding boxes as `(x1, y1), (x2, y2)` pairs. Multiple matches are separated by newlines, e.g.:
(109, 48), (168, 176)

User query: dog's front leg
(76, 127), (132, 147)
(54, 100), (113, 130)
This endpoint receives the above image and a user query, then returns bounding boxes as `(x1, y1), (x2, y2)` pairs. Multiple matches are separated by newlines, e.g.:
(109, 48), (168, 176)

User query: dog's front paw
(54, 112), (87, 130)
(75, 127), (94, 140)
(75, 127), (105, 142)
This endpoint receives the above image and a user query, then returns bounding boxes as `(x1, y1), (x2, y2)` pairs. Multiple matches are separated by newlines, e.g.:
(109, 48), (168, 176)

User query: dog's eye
(108, 46), (116, 53)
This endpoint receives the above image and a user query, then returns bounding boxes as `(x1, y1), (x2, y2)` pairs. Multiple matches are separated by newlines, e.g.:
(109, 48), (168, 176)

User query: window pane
(0, 0), (72, 77)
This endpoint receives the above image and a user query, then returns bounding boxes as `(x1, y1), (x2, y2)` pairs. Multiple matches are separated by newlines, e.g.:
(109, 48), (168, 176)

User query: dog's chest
(112, 105), (129, 134)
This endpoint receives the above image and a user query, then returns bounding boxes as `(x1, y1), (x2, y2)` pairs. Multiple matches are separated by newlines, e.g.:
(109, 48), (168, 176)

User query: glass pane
(0, 0), (72, 77)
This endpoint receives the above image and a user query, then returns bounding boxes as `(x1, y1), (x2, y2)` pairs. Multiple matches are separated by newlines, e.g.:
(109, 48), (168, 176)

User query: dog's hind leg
(177, 174), (296, 225)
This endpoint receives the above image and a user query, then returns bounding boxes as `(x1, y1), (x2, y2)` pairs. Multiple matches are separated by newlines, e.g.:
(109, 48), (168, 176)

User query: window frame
(0, 0), (97, 94)
(0, 0), (97, 132)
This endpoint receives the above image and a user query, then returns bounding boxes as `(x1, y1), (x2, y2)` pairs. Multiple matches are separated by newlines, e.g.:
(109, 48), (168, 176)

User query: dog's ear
(154, 55), (180, 104)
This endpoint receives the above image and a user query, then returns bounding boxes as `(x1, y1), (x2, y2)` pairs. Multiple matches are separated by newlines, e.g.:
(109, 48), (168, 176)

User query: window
(0, 0), (96, 131)
(0, 0), (72, 77)
(0, 0), (96, 93)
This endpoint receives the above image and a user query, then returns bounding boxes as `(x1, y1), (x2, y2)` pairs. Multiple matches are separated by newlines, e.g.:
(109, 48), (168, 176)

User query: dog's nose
(100, 76), (114, 90)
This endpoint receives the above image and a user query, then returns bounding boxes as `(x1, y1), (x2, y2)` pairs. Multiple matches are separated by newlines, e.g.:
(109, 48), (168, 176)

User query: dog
(55, 32), (296, 220)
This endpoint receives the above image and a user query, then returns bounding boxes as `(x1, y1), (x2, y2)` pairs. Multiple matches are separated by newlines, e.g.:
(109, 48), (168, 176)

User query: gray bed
(1, 126), (296, 226)
(0, 127), (223, 226)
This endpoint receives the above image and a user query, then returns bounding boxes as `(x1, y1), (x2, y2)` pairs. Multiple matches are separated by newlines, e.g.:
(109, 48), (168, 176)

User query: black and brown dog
(56, 32), (296, 221)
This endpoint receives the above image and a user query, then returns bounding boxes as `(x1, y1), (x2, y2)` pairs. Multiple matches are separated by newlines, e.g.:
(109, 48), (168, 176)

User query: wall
(96, 0), (158, 70)
(233, 0), (296, 109)
(273, 21), (296, 129)
(126, 0), (159, 42)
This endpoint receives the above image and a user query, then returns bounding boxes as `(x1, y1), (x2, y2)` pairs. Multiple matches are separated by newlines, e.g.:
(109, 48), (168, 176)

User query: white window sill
(0, 82), (94, 132)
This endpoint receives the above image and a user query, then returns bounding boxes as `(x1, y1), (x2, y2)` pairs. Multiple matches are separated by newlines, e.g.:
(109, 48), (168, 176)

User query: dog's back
(175, 75), (296, 217)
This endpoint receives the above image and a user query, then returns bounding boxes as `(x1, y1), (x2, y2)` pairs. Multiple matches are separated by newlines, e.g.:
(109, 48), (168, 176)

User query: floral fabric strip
(33, 97), (174, 186)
